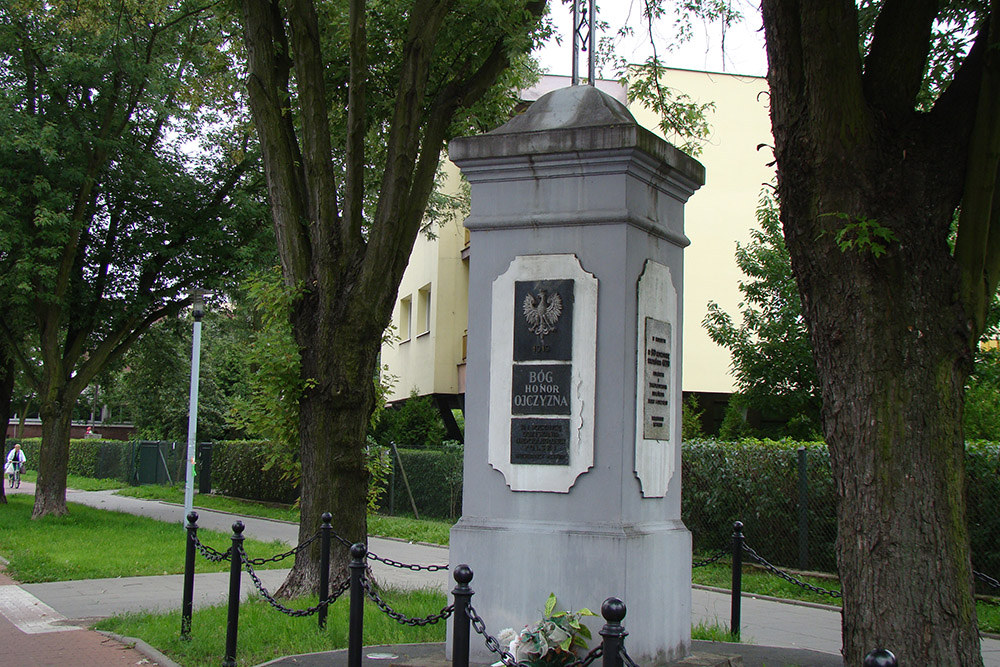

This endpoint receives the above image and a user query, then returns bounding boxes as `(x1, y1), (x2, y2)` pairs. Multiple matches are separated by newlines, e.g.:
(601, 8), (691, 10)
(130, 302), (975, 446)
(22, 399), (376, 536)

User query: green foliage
(681, 395), (706, 440)
(14, 438), (135, 481)
(703, 189), (821, 435)
(683, 438), (1000, 582)
(683, 439), (838, 572)
(964, 348), (1000, 439)
(211, 440), (299, 504)
(499, 594), (597, 666)
(825, 212), (898, 258)
(373, 390), (447, 449)
(365, 437), (392, 514)
(384, 446), (464, 520)
(227, 268), (308, 486)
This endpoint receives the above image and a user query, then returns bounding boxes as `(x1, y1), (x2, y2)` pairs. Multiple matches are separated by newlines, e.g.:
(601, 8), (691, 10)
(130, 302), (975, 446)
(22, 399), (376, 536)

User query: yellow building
(381, 69), (774, 434)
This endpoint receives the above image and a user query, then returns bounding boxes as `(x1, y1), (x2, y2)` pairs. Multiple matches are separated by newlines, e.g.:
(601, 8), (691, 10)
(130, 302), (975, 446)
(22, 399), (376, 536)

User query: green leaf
(544, 593), (557, 617)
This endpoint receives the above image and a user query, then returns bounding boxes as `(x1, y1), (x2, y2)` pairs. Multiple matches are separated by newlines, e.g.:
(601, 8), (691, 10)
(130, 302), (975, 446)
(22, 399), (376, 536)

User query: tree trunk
(32, 399), (73, 517)
(276, 293), (379, 596)
(760, 2), (991, 662)
(0, 352), (14, 505)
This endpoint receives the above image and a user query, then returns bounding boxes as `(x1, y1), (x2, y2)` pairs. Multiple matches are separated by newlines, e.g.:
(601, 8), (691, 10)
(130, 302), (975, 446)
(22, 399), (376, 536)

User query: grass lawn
(114, 484), (454, 545)
(95, 589), (450, 667)
(692, 557), (1000, 635)
(0, 494), (288, 583)
(18, 470), (125, 492)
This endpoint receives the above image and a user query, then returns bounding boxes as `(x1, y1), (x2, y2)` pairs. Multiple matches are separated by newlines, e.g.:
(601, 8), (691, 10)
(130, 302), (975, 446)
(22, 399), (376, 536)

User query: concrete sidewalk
(4, 481), (1000, 666)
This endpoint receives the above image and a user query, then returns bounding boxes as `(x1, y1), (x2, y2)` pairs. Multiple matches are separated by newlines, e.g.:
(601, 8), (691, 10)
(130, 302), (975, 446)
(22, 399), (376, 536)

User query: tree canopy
(0, 0), (269, 516)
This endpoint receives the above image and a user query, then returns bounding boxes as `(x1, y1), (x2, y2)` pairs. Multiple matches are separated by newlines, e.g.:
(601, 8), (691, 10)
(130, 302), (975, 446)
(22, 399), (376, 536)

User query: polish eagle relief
(513, 279), (574, 361)
(523, 288), (563, 342)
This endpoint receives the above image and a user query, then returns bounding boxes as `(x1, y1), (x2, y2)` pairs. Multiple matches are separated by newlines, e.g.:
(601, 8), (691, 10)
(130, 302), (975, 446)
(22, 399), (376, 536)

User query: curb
(693, 584), (842, 613)
(97, 630), (184, 667)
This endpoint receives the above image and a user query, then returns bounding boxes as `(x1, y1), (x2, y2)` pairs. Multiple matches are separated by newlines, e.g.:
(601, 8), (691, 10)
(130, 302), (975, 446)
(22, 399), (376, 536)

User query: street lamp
(184, 292), (205, 528)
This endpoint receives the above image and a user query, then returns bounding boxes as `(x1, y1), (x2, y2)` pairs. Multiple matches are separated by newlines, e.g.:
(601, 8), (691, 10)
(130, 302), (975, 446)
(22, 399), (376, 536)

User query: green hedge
(682, 439), (836, 572)
(383, 446), (463, 520)
(11, 438), (137, 481)
(683, 439), (1000, 582)
(210, 440), (298, 504)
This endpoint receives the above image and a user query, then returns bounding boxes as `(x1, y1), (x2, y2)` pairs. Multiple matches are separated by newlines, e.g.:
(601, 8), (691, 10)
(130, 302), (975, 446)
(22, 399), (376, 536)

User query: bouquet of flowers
(497, 594), (597, 667)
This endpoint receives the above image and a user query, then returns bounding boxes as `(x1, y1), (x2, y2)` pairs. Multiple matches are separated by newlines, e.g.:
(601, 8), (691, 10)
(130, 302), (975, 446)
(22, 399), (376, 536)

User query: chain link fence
(683, 440), (1000, 590)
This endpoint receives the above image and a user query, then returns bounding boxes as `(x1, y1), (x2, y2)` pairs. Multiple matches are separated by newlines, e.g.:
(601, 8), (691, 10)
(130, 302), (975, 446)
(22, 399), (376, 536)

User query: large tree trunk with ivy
(239, 0), (546, 595)
(761, 1), (999, 664)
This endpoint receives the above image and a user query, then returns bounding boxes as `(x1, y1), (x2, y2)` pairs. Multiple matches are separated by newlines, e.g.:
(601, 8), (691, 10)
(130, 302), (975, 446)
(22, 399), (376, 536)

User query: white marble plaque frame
(489, 254), (597, 492)
(634, 260), (680, 497)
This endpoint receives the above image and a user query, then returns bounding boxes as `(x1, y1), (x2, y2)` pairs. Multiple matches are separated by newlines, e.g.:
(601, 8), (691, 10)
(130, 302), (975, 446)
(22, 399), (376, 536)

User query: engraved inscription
(511, 365), (572, 415)
(643, 317), (672, 440)
(510, 419), (571, 465)
(513, 280), (574, 361)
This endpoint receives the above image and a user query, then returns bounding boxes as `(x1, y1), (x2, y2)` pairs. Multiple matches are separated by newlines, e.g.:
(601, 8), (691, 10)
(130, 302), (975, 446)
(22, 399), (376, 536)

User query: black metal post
(600, 597), (627, 667)
(222, 521), (245, 667)
(318, 512), (332, 630)
(797, 446), (809, 570)
(348, 542), (367, 667)
(863, 649), (897, 666)
(730, 520), (744, 640)
(451, 565), (474, 667)
(181, 511), (198, 639)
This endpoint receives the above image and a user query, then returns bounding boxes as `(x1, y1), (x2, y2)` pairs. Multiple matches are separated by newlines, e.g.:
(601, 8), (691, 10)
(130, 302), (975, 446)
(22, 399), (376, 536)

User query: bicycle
(6, 463), (21, 489)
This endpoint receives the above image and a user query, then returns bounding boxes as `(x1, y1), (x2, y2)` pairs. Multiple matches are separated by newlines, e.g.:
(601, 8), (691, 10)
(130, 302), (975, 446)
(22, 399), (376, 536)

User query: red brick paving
(0, 563), (160, 667)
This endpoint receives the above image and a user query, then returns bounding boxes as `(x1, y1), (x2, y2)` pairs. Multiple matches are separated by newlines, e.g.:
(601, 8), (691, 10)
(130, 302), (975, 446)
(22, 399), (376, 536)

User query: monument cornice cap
(449, 85), (705, 188)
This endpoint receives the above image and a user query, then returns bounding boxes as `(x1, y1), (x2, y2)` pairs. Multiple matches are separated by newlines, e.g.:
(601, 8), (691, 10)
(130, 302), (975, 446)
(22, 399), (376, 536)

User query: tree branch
(862, 0), (937, 119)
(954, 3), (1000, 342)
(343, 0), (367, 252)
(240, 0), (313, 284)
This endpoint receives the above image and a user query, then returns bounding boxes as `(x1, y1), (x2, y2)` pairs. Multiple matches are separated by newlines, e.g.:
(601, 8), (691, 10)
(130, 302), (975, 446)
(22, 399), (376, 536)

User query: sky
(533, 1), (768, 79)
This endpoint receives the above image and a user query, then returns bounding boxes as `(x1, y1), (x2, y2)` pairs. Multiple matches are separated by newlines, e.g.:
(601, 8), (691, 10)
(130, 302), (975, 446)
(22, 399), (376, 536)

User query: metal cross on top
(571, 0), (596, 86)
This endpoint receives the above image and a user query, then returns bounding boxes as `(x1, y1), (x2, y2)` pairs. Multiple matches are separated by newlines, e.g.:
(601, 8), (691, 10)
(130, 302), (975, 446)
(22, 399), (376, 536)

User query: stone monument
(448, 84), (704, 664)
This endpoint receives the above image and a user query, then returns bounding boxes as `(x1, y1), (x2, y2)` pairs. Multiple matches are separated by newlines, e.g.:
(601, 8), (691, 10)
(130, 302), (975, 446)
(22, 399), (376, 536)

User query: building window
(417, 284), (431, 336)
(399, 295), (412, 342)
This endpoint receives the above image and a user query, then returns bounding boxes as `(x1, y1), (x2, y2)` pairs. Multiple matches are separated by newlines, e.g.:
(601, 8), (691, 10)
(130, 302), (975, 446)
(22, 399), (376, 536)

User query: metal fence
(682, 441), (1000, 584)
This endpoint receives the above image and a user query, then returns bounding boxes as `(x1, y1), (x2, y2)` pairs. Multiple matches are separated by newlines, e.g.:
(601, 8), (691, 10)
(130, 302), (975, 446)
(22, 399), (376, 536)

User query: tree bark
(0, 352), (14, 505)
(32, 397), (73, 517)
(760, 1), (992, 663)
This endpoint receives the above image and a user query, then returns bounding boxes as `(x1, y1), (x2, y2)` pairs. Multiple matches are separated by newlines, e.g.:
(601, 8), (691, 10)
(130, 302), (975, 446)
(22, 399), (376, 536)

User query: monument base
(447, 516), (692, 666)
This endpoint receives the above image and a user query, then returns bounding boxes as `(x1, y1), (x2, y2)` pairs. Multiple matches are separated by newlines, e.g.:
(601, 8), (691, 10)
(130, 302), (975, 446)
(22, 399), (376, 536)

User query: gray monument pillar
(448, 85), (705, 665)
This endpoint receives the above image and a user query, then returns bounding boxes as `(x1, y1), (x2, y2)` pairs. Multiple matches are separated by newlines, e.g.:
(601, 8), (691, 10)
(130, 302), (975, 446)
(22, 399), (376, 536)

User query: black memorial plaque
(510, 418), (571, 465)
(513, 280), (574, 361)
(511, 364), (572, 415)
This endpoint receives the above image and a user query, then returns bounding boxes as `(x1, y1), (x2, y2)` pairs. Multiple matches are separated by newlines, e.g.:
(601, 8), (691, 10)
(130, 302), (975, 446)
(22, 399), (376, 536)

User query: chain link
(238, 545), (351, 617)
(360, 575), (455, 625)
(191, 535), (231, 562)
(367, 552), (449, 572)
(242, 531), (323, 566)
(692, 551), (728, 569)
(741, 544), (842, 599)
(619, 646), (639, 667)
(975, 570), (1000, 591)
(465, 604), (604, 667)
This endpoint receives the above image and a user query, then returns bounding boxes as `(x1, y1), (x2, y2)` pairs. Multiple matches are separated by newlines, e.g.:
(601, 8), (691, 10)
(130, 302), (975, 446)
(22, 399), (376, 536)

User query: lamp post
(184, 292), (204, 528)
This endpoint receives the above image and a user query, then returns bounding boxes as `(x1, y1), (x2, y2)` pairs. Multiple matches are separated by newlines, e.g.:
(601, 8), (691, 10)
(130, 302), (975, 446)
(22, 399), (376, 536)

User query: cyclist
(5, 443), (26, 488)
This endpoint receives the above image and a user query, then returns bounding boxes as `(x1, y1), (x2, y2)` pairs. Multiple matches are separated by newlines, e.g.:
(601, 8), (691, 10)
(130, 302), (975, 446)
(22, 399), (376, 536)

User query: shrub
(383, 444), (463, 520)
(682, 438), (837, 573)
(211, 440), (298, 504)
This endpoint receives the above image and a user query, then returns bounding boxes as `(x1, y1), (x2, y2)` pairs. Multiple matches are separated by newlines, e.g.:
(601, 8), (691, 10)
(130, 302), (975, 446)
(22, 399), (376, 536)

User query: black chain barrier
(239, 545), (352, 617)
(191, 534), (231, 562)
(619, 646), (640, 667)
(692, 550), (727, 569)
(330, 529), (449, 571)
(360, 575), (455, 626)
(975, 570), (1000, 590)
(465, 603), (605, 667)
(242, 531), (322, 566)
(741, 543), (843, 599)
